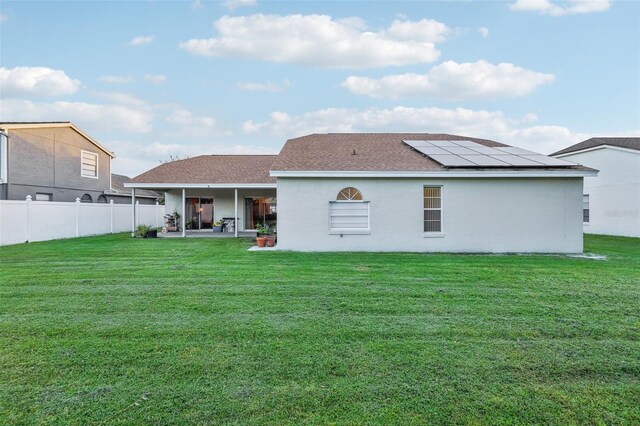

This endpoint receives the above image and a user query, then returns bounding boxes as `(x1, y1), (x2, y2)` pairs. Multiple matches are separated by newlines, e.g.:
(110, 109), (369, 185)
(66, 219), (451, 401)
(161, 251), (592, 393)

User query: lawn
(0, 234), (638, 425)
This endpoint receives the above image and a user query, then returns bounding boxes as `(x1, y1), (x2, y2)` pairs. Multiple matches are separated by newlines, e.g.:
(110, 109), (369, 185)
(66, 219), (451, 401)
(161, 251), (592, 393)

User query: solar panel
(403, 139), (576, 168)
(413, 146), (450, 155)
(459, 155), (510, 166)
(489, 154), (542, 166)
(426, 140), (460, 147)
(445, 146), (478, 155)
(521, 155), (575, 166)
(428, 154), (477, 166)
(493, 146), (538, 155)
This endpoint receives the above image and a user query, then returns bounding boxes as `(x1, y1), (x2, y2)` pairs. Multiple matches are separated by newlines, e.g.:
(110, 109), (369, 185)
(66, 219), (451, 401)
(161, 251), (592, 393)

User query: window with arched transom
(329, 187), (369, 234)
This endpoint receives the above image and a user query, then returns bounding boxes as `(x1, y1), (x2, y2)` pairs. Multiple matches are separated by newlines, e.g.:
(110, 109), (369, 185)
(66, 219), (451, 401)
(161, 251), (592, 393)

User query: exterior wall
(164, 188), (276, 231)
(106, 195), (158, 205)
(6, 127), (111, 202)
(556, 148), (639, 237)
(276, 177), (584, 253)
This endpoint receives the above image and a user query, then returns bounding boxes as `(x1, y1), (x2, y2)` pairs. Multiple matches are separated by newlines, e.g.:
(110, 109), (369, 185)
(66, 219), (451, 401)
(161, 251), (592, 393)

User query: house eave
(269, 170), (598, 178)
(123, 182), (277, 189)
(0, 122), (115, 158)
(552, 144), (640, 158)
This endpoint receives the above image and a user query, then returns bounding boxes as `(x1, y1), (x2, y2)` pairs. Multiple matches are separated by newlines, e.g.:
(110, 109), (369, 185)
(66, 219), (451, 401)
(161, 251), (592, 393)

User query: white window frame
(81, 150), (99, 179)
(423, 185), (444, 238)
(583, 194), (590, 224)
(35, 192), (52, 201)
(329, 200), (370, 235)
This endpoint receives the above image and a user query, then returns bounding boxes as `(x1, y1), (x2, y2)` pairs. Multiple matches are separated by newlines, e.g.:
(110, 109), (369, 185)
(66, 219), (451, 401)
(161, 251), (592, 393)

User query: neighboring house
(0, 121), (152, 204)
(552, 137), (640, 238)
(106, 173), (159, 205)
(127, 133), (596, 253)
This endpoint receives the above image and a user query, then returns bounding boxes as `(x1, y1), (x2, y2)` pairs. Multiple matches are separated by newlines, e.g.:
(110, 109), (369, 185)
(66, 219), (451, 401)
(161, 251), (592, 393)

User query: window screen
(81, 151), (98, 178)
(424, 186), (442, 232)
(583, 194), (589, 223)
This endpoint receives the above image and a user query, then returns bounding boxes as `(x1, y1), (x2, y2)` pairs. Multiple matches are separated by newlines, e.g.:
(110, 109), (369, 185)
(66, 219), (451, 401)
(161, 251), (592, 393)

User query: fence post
(75, 197), (81, 237)
(25, 195), (32, 243)
(155, 201), (160, 228)
(110, 199), (114, 234)
(135, 201), (140, 229)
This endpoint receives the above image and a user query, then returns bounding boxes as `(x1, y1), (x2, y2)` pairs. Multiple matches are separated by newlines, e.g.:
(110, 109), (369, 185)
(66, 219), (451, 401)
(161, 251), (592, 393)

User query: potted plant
(266, 224), (277, 247)
(135, 224), (152, 238)
(255, 223), (269, 247)
(212, 220), (223, 232)
(147, 227), (158, 238)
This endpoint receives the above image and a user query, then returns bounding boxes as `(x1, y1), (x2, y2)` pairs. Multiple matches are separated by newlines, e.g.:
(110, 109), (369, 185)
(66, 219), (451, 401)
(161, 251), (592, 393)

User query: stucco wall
(557, 148), (639, 237)
(276, 177), (584, 253)
(164, 188), (276, 231)
(7, 127), (111, 202)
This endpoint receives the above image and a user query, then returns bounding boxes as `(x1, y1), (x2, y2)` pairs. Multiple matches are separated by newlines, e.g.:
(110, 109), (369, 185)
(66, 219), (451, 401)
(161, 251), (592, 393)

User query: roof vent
(352, 149), (357, 156)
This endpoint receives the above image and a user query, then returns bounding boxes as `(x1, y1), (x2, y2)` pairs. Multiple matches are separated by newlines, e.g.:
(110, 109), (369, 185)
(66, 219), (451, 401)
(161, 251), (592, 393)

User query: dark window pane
(424, 220), (441, 232)
(424, 210), (441, 221)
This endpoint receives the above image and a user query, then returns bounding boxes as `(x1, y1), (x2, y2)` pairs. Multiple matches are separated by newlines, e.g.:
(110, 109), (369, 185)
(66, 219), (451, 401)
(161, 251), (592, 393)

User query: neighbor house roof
(109, 174), (160, 198)
(0, 121), (115, 158)
(271, 133), (590, 173)
(551, 137), (640, 156)
(131, 155), (277, 185)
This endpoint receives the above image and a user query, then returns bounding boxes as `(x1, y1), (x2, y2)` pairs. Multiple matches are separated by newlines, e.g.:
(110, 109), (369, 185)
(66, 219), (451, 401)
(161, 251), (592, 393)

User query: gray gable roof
(552, 137), (640, 156)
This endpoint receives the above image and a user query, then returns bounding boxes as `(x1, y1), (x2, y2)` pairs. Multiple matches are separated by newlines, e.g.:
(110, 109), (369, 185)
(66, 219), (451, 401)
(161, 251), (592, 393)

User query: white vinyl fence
(0, 196), (164, 246)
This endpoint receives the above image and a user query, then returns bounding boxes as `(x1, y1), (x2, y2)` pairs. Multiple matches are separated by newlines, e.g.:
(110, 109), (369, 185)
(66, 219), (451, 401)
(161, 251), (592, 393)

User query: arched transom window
(330, 187), (369, 233)
(336, 187), (363, 201)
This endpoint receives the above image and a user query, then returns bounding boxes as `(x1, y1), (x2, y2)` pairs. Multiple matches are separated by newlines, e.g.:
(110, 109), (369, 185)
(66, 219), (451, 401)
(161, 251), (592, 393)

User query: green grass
(1, 234), (638, 425)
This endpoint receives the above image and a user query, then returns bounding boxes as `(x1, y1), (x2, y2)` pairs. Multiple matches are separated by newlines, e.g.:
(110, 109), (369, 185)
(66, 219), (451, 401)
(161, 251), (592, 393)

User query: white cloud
(99, 75), (133, 84)
(179, 14), (447, 68)
(191, 0), (205, 10)
(0, 98), (154, 133)
(478, 26), (489, 38)
(237, 79), (289, 93)
(385, 18), (450, 43)
(510, 0), (611, 16)
(108, 139), (277, 177)
(92, 91), (148, 107)
(223, 0), (257, 10)
(144, 74), (167, 84)
(165, 108), (231, 138)
(0, 66), (80, 97)
(242, 106), (590, 154)
(127, 35), (155, 46)
(342, 60), (555, 100)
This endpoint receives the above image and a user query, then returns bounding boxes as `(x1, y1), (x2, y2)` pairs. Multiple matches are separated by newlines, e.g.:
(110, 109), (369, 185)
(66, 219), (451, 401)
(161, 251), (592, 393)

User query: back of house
(128, 132), (597, 253)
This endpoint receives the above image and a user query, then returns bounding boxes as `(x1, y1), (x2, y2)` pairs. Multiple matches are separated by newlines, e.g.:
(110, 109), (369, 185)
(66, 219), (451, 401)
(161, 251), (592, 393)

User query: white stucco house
(552, 137), (640, 238)
(126, 133), (597, 252)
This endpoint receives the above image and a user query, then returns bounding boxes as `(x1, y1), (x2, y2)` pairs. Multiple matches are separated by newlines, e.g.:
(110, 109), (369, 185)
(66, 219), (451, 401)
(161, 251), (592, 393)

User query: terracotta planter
(256, 237), (267, 248)
(265, 237), (275, 247)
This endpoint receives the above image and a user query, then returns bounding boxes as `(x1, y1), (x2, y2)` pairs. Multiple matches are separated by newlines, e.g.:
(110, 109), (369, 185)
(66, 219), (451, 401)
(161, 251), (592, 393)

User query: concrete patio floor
(159, 231), (258, 238)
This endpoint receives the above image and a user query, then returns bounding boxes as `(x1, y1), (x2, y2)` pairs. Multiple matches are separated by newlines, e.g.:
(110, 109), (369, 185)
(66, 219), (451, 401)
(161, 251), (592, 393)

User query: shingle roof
(551, 137), (640, 156)
(132, 155), (277, 184)
(110, 174), (160, 198)
(271, 133), (584, 172)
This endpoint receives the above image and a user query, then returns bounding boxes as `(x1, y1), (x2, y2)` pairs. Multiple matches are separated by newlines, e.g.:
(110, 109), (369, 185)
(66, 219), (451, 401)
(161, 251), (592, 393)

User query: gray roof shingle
(552, 137), (640, 156)
(132, 155), (277, 184)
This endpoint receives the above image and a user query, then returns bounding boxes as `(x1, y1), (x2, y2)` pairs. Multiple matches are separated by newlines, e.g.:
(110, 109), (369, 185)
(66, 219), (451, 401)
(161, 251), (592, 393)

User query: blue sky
(1, 0), (638, 176)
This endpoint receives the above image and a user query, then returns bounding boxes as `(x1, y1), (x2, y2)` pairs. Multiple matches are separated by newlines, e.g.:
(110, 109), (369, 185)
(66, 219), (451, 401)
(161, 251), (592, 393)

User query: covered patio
(123, 155), (278, 238)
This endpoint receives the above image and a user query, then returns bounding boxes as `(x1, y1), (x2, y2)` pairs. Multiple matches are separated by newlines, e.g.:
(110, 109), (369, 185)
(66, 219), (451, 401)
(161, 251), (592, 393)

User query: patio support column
(234, 188), (238, 238)
(131, 188), (136, 237)
(181, 188), (186, 238)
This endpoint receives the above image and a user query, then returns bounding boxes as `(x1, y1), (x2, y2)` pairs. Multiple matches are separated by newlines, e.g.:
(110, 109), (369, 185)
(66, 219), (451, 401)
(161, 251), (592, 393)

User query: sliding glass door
(186, 197), (214, 230)
(244, 197), (277, 230)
